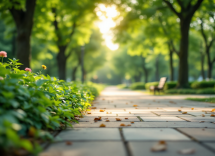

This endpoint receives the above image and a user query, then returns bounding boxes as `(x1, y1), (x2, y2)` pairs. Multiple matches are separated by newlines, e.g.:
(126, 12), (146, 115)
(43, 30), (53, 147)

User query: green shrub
(191, 81), (215, 89)
(0, 58), (97, 155)
(164, 81), (177, 90)
(145, 82), (159, 90)
(130, 82), (145, 90)
(165, 88), (215, 94)
(117, 84), (128, 89)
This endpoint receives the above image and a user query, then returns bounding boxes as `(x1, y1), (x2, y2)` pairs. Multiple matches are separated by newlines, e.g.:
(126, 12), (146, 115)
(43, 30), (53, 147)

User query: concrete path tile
(203, 142), (215, 151)
(55, 128), (121, 141)
(42, 142), (126, 156)
(78, 116), (140, 122)
(123, 128), (190, 141)
(140, 116), (186, 122)
(177, 128), (215, 141)
(129, 141), (215, 156)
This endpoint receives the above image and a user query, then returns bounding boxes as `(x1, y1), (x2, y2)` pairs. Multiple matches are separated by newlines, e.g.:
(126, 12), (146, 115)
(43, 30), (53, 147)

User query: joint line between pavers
(176, 116), (190, 122)
(150, 111), (160, 116)
(137, 116), (143, 122)
(119, 128), (132, 156)
(42, 130), (62, 150)
(175, 128), (215, 153)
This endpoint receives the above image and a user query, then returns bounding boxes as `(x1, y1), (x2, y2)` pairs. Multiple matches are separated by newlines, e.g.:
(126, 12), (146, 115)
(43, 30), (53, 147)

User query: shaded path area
(41, 87), (215, 156)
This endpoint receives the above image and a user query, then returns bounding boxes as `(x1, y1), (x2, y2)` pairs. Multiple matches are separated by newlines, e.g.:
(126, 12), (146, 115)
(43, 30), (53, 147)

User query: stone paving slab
(140, 116), (186, 122)
(177, 128), (215, 141)
(203, 142), (215, 151)
(129, 141), (215, 156)
(78, 116), (140, 122)
(123, 128), (190, 141)
(55, 128), (121, 141)
(41, 142), (126, 156)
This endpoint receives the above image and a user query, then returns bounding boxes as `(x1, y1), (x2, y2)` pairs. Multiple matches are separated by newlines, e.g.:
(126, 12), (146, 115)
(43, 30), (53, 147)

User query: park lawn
(186, 97), (215, 104)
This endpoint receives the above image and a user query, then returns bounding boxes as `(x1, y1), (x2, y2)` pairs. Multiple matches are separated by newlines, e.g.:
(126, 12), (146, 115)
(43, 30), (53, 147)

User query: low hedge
(165, 88), (215, 94)
(191, 81), (215, 89)
(164, 81), (177, 90)
(117, 84), (128, 89)
(130, 82), (145, 90)
(0, 58), (99, 155)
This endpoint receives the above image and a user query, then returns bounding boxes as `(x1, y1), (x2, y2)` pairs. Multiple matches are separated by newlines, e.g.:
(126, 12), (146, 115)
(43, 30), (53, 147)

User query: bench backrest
(158, 77), (167, 89)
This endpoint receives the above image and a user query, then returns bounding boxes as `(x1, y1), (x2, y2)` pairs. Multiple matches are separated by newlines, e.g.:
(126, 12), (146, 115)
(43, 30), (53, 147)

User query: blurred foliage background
(0, 0), (215, 86)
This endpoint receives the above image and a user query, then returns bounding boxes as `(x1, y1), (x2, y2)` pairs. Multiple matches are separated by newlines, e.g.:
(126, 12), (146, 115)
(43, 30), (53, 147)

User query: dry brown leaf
(178, 148), (195, 154)
(91, 107), (97, 109)
(133, 105), (138, 107)
(131, 121), (134, 124)
(120, 123), (126, 126)
(106, 112), (109, 114)
(100, 110), (105, 112)
(202, 114), (205, 117)
(106, 120), (110, 122)
(100, 124), (106, 127)
(87, 112), (91, 114)
(125, 118), (128, 119)
(178, 109), (181, 112)
(66, 141), (72, 145)
(191, 108), (194, 110)
(199, 121), (204, 123)
(127, 124), (131, 126)
(212, 109), (215, 112)
(211, 114), (215, 117)
(116, 118), (121, 121)
(169, 101), (176, 104)
(94, 117), (102, 121)
(151, 141), (167, 152)
(182, 112), (187, 114)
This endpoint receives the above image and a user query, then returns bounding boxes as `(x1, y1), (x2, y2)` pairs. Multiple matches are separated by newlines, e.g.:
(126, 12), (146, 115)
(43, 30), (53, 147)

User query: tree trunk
(143, 68), (148, 83)
(57, 46), (67, 80)
(201, 53), (205, 80)
(169, 50), (174, 81)
(134, 72), (141, 82)
(205, 48), (212, 79)
(177, 18), (191, 88)
(16, 29), (31, 68)
(9, 0), (36, 69)
(71, 66), (78, 81)
(155, 56), (159, 81)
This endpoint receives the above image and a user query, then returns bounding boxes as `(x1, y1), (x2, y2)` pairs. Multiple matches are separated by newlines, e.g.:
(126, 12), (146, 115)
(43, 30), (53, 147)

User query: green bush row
(191, 81), (215, 89)
(0, 59), (99, 155)
(129, 82), (145, 90)
(165, 88), (215, 94)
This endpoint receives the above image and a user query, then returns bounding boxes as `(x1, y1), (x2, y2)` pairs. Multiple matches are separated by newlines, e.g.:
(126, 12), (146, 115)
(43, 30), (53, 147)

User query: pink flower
(25, 68), (32, 72)
(0, 51), (7, 57)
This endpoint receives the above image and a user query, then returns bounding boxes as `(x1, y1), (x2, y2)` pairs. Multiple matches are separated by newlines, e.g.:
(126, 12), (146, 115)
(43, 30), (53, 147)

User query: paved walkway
(41, 87), (215, 156)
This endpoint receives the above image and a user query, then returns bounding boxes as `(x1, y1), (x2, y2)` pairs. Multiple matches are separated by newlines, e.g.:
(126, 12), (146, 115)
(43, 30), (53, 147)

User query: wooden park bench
(149, 77), (167, 95)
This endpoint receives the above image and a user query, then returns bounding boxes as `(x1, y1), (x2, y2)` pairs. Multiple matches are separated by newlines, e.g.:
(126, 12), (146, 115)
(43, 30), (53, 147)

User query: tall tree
(3, 0), (37, 69)
(163, 0), (203, 87)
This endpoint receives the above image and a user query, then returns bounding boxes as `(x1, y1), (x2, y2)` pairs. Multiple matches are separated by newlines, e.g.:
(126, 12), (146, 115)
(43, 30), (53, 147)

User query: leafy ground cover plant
(0, 55), (98, 155)
(186, 97), (215, 103)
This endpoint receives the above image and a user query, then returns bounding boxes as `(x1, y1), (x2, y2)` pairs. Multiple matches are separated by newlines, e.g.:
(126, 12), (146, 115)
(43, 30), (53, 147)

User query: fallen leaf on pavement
(127, 124), (131, 126)
(66, 141), (72, 145)
(116, 118), (121, 121)
(100, 124), (106, 127)
(94, 117), (102, 121)
(191, 108), (194, 110)
(211, 114), (215, 117)
(178, 109), (181, 112)
(133, 105), (138, 107)
(182, 112), (187, 114)
(100, 110), (105, 112)
(91, 107), (97, 109)
(202, 114), (205, 117)
(120, 123), (125, 126)
(125, 118), (128, 119)
(87, 112), (91, 114)
(178, 148), (195, 154)
(151, 141), (167, 152)
(212, 109), (215, 112)
(106, 120), (110, 122)
(131, 121), (134, 124)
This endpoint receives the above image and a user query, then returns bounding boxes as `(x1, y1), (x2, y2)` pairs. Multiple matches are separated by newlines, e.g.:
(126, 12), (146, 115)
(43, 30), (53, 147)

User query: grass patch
(186, 97), (215, 103)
